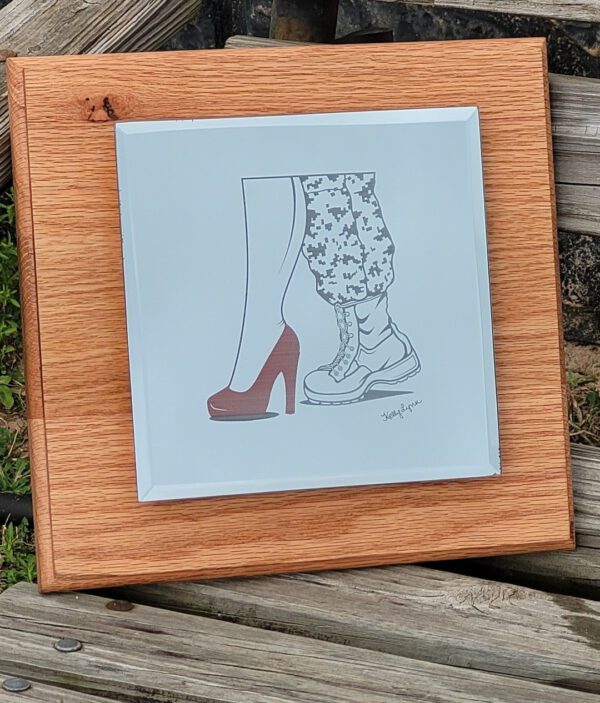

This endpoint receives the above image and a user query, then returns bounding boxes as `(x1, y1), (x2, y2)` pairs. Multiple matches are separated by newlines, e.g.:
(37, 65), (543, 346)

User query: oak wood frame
(7, 39), (573, 592)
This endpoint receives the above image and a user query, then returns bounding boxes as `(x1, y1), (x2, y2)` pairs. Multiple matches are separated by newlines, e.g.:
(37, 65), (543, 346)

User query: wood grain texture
(532, 74), (600, 236)
(566, 444), (600, 548)
(225, 35), (303, 48)
(114, 564), (600, 694)
(557, 183), (600, 235)
(3, 581), (600, 702)
(0, 0), (205, 189)
(8, 39), (572, 592)
(377, 0), (600, 22)
(550, 74), (600, 189)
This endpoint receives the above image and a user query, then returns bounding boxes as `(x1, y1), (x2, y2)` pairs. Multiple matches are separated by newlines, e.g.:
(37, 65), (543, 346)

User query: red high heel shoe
(207, 325), (300, 419)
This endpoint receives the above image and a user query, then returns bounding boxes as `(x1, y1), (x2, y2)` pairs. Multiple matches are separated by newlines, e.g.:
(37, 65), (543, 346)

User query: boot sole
(304, 354), (421, 406)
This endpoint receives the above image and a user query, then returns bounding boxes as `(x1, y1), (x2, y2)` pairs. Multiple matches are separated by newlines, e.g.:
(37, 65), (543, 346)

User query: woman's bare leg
(229, 176), (305, 391)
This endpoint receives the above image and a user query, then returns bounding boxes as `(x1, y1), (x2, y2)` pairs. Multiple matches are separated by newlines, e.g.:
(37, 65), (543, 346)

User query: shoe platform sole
(304, 354), (421, 406)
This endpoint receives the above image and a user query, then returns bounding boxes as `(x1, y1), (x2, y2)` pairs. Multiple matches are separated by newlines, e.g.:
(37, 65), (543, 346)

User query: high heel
(207, 326), (300, 419)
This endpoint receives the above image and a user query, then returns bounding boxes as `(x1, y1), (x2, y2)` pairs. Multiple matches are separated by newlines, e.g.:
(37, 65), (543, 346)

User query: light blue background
(116, 107), (500, 501)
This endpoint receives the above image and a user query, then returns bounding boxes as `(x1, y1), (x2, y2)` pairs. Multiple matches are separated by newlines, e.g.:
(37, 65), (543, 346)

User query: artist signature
(381, 399), (423, 422)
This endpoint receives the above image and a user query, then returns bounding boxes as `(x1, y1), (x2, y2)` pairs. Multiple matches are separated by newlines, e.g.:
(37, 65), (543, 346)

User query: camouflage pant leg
(345, 173), (395, 298)
(299, 173), (395, 306)
(300, 175), (368, 306)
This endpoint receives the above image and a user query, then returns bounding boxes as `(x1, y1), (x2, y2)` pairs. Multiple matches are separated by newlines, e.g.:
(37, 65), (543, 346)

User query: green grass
(0, 518), (36, 591)
(0, 189), (24, 412)
(0, 426), (30, 494)
(0, 187), (33, 593)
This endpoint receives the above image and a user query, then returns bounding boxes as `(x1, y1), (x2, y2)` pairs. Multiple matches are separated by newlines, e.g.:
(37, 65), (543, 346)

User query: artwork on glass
(116, 106), (500, 501)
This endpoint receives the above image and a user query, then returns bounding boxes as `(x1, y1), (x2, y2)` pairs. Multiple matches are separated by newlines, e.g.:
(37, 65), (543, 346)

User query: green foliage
(0, 189), (24, 412)
(0, 518), (36, 592)
(0, 186), (34, 592)
(0, 426), (30, 495)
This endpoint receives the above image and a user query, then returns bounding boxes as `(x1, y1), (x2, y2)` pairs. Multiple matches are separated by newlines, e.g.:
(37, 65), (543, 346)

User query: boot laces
(327, 305), (355, 376)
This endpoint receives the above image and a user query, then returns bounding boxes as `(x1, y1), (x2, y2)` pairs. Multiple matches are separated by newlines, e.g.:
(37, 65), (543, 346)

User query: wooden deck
(0, 444), (599, 701)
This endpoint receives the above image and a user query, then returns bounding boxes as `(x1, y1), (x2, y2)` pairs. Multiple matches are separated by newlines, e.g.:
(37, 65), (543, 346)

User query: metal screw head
(106, 599), (134, 612)
(54, 638), (82, 653)
(2, 677), (31, 693)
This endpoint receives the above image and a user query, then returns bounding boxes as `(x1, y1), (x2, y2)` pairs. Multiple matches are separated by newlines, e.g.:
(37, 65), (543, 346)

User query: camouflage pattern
(299, 173), (395, 306)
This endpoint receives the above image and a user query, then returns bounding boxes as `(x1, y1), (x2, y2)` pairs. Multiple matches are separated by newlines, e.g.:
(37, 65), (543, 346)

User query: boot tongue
(325, 305), (358, 378)
(319, 305), (346, 370)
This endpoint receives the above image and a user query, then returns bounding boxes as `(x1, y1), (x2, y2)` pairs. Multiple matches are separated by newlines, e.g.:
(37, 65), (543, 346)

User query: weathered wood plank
(460, 546), (600, 599)
(225, 35), (298, 48)
(550, 74), (600, 188)
(0, 0), (205, 189)
(2, 582), (593, 703)
(571, 444), (600, 548)
(0, 675), (112, 702)
(377, 0), (600, 23)
(116, 564), (600, 694)
(557, 184), (600, 236)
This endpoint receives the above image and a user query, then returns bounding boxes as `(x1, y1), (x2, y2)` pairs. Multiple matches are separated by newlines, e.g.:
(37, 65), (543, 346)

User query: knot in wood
(0, 49), (17, 62)
(84, 95), (119, 122)
(450, 583), (527, 610)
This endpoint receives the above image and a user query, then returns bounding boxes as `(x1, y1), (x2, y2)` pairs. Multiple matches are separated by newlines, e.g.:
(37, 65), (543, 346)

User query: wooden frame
(7, 38), (573, 592)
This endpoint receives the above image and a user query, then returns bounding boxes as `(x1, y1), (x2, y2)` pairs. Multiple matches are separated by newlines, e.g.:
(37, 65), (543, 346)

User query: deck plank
(557, 184), (600, 236)
(117, 564), (600, 695)
(552, 74), (600, 233)
(0, 674), (112, 702)
(550, 74), (600, 188)
(1, 583), (594, 703)
(376, 0), (600, 23)
(569, 445), (600, 549)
